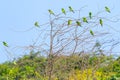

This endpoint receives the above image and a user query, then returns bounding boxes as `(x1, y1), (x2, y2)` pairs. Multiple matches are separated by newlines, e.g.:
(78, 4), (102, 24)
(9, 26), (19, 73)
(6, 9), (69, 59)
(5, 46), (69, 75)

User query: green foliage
(0, 52), (119, 80)
(0, 51), (48, 80)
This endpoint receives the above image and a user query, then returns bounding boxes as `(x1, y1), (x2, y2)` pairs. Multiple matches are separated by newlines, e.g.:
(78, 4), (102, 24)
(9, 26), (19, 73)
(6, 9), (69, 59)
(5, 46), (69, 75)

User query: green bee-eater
(76, 21), (81, 26)
(3, 41), (8, 47)
(105, 6), (110, 13)
(48, 9), (55, 15)
(83, 17), (88, 23)
(89, 12), (92, 19)
(99, 19), (103, 26)
(68, 20), (72, 26)
(34, 22), (39, 27)
(90, 30), (94, 36)
(61, 8), (66, 15)
(69, 6), (74, 13)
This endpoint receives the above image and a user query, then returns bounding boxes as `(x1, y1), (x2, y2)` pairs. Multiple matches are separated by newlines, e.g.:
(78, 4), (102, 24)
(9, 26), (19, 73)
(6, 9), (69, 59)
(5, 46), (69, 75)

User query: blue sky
(0, 0), (120, 63)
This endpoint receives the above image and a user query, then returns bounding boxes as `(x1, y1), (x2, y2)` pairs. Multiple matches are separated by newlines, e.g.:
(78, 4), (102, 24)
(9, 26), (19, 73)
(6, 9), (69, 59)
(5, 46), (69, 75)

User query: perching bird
(3, 41), (8, 47)
(99, 19), (103, 26)
(34, 22), (39, 27)
(61, 8), (66, 15)
(69, 6), (74, 13)
(48, 9), (55, 15)
(105, 6), (110, 13)
(68, 20), (72, 26)
(89, 12), (92, 19)
(76, 21), (81, 26)
(83, 17), (88, 23)
(90, 30), (94, 36)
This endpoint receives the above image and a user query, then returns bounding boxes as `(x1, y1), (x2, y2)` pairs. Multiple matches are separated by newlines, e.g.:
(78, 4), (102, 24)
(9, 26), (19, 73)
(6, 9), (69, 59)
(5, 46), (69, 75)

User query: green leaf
(34, 22), (39, 27)
(83, 17), (88, 23)
(3, 41), (8, 47)
(48, 9), (55, 15)
(90, 30), (94, 36)
(61, 8), (66, 15)
(105, 6), (110, 13)
(89, 12), (92, 19)
(69, 6), (74, 13)
(68, 20), (72, 26)
(76, 21), (81, 26)
(99, 19), (103, 26)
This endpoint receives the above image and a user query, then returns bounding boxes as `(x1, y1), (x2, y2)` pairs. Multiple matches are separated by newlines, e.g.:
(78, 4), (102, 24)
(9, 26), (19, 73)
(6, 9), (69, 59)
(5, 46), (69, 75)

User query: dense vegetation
(0, 51), (120, 80)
